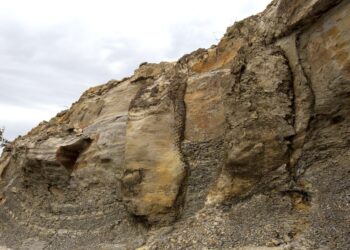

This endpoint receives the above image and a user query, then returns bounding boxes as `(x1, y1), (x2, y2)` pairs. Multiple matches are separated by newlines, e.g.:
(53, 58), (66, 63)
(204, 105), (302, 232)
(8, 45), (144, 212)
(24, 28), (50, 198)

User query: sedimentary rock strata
(0, 0), (349, 249)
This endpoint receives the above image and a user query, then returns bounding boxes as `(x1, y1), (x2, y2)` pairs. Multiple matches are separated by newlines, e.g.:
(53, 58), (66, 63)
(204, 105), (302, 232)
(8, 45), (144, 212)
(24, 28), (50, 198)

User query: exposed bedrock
(122, 63), (188, 224)
(0, 0), (349, 249)
(207, 45), (295, 204)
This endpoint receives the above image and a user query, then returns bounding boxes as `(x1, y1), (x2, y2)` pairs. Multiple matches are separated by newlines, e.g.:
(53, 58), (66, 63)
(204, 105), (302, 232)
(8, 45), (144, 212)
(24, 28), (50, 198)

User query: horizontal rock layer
(0, 0), (349, 249)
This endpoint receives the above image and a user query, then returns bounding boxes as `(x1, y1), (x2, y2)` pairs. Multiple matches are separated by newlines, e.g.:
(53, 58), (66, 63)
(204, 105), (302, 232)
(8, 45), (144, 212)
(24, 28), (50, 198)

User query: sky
(0, 0), (271, 141)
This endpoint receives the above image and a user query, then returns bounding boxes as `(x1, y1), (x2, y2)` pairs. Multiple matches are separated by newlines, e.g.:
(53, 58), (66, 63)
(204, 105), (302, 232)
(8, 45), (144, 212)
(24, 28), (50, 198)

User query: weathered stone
(184, 69), (228, 142)
(208, 45), (294, 204)
(1, 0), (349, 249)
(123, 65), (187, 224)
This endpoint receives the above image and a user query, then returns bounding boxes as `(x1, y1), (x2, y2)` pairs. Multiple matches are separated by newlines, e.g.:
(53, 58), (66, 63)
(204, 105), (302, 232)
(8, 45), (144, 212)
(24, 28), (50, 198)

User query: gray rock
(0, 0), (349, 249)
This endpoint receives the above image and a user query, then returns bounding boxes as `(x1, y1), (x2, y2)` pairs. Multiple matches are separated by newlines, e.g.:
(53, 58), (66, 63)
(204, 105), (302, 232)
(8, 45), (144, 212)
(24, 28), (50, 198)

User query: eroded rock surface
(1, 0), (349, 249)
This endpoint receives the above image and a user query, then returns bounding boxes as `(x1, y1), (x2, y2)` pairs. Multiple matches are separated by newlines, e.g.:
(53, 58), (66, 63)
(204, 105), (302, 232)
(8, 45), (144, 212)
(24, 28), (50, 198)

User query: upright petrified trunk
(0, 0), (349, 249)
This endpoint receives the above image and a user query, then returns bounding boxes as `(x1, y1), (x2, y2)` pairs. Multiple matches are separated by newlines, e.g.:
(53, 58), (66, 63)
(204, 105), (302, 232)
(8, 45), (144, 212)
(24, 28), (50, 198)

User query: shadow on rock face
(56, 137), (92, 172)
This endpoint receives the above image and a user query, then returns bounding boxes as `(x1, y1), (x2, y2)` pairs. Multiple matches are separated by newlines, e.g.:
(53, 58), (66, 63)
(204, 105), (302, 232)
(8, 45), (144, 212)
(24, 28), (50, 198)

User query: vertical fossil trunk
(0, 0), (350, 249)
(208, 45), (295, 204)
(122, 65), (188, 224)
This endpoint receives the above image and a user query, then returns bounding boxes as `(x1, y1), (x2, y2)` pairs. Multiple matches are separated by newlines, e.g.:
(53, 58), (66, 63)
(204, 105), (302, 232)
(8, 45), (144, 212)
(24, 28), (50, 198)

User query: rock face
(0, 0), (349, 249)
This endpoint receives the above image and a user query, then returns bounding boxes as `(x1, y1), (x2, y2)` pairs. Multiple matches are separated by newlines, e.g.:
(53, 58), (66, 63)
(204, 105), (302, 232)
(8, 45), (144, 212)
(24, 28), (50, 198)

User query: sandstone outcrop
(1, 0), (349, 249)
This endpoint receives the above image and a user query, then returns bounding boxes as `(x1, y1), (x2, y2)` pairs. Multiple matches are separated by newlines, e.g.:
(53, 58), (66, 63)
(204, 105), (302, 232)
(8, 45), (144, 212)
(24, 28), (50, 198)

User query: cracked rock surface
(1, 0), (350, 249)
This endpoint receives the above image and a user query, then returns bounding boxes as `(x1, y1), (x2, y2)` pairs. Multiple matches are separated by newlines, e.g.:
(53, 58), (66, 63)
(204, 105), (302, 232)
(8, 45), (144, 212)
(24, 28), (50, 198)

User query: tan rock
(184, 69), (228, 142)
(0, 1), (349, 249)
(123, 68), (187, 224)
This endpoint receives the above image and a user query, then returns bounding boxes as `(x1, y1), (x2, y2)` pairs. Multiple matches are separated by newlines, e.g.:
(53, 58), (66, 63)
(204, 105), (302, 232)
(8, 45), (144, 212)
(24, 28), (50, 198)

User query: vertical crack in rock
(167, 70), (189, 221)
(277, 33), (315, 182)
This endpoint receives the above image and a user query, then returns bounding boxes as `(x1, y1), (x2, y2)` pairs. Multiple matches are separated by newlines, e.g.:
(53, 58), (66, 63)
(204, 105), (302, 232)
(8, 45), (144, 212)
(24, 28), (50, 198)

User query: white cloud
(0, 104), (62, 140)
(0, 0), (271, 141)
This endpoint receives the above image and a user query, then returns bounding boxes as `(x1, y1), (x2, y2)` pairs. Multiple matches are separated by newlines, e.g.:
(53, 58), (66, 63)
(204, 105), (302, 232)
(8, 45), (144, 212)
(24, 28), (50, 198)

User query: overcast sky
(0, 0), (270, 141)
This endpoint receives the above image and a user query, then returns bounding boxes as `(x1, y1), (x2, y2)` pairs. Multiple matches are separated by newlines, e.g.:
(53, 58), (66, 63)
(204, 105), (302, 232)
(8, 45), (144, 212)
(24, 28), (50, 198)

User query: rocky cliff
(1, 0), (350, 249)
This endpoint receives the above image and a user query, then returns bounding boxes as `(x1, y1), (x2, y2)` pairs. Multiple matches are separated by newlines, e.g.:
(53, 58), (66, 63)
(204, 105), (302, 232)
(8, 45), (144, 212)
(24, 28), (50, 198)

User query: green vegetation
(0, 128), (8, 147)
